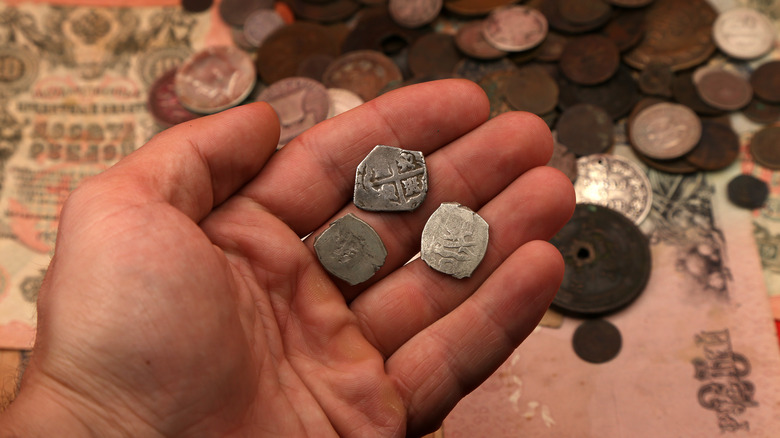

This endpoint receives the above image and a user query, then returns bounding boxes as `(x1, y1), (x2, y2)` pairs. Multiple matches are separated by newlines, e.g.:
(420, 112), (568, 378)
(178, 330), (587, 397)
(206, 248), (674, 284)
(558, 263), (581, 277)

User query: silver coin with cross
(421, 202), (489, 279)
(354, 145), (428, 212)
(314, 213), (387, 285)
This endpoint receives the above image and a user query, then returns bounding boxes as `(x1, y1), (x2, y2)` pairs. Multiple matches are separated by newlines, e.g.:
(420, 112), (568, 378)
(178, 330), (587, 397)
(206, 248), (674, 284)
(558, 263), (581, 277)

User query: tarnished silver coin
(327, 88), (364, 118)
(314, 213), (387, 285)
(421, 203), (489, 279)
(354, 145), (428, 212)
(713, 7), (776, 60)
(629, 102), (702, 160)
(256, 77), (329, 148)
(482, 5), (548, 52)
(574, 154), (652, 225)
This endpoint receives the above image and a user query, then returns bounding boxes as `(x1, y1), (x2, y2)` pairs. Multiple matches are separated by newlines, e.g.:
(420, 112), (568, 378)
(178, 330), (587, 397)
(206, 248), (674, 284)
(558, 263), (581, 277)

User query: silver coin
(421, 203), (489, 279)
(256, 77), (329, 148)
(314, 213), (387, 285)
(713, 7), (776, 60)
(574, 154), (652, 225)
(629, 102), (702, 160)
(482, 5), (548, 52)
(354, 145), (428, 212)
(327, 88), (364, 118)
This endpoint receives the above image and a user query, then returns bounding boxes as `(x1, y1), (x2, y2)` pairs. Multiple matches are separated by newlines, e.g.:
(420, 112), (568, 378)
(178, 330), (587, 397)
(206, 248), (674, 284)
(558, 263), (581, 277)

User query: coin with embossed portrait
(574, 154), (652, 225)
(256, 77), (329, 148)
(421, 202), (489, 279)
(354, 145), (427, 212)
(482, 5), (548, 52)
(388, 0), (442, 28)
(629, 102), (702, 160)
(174, 45), (256, 114)
(713, 7), (775, 60)
(314, 213), (387, 285)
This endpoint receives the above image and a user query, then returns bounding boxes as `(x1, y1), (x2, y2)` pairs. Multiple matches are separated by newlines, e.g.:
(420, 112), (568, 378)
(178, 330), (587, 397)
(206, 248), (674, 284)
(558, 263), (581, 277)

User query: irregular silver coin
(421, 202), (489, 279)
(354, 145), (428, 211)
(314, 213), (387, 285)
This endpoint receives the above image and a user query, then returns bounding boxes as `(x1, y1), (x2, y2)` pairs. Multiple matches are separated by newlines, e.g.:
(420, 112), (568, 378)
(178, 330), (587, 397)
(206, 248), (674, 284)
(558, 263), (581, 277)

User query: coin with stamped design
(482, 5), (548, 52)
(574, 154), (652, 225)
(421, 203), (489, 279)
(629, 102), (702, 160)
(354, 145), (428, 211)
(713, 7), (775, 60)
(314, 214), (387, 285)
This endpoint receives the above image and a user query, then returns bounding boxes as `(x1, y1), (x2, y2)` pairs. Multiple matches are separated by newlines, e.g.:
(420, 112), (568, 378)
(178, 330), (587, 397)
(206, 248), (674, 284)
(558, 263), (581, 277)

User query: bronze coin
(181, 0), (213, 13)
(455, 20), (507, 60)
(443, 0), (518, 16)
(408, 32), (463, 77)
(256, 77), (330, 147)
(256, 22), (341, 84)
(504, 64), (558, 115)
(558, 65), (638, 120)
(147, 68), (201, 127)
(478, 69), (515, 118)
(453, 57), (517, 83)
(537, 0), (612, 34)
(175, 45), (256, 114)
(556, 103), (613, 156)
(219, 0), (274, 28)
(322, 50), (403, 101)
(535, 31), (568, 62)
(600, 8), (645, 53)
(295, 54), (335, 82)
(750, 60), (780, 104)
(623, 0), (716, 72)
(684, 120), (740, 171)
(671, 71), (724, 116)
(285, 0), (361, 23)
(557, 0), (612, 27)
(572, 319), (622, 364)
(559, 35), (620, 85)
(727, 174), (769, 210)
(694, 68), (753, 111)
(638, 61), (673, 97)
(750, 126), (780, 170)
(742, 97), (780, 125)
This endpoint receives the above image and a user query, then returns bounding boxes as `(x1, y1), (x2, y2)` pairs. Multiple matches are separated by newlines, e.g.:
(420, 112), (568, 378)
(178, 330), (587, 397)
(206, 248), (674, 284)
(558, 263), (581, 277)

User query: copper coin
(559, 35), (620, 85)
(630, 102), (702, 160)
(537, 0), (612, 34)
(601, 8), (645, 53)
(243, 9), (285, 48)
(623, 0), (716, 72)
(340, 8), (425, 55)
(694, 68), (753, 111)
(148, 68), (201, 127)
(557, 0), (612, 27)
(713, 7), (776, 60)
(535, 31), (568, 62)
(727, 174), (769, 210)
(455, 20), (507, 60)
(219, 0), (274, 28)
(256, 22), (341, 84)
(388, 0), (442, 28)
(750, 126), (780, 170)
(548, 138), (578, 182)
(181, 0), (213, 13)
(453, 57), (517, 83)
(256, 77), (329, 147)
(408, 32), (463, 77)
(322, 50), (403, 101)
(572, 319), (622, 364)
(285, 0), (361, 23)
(556, 104), (613, 156)
(175, 45), (256, 114)
(742, 97), (780, 125)
(482, 5), (548, 52)
(683, 120), (740, 171)
(751, 61), (780, 104)
(638, 61), (673, 97)
(558, 65), (638, 120)
(478, 69), (515, 118)
(296, 54), (335, 82)
(443, 0), (518, 16)
(671, 71), (724, 116)
(504, 64), (558, 115)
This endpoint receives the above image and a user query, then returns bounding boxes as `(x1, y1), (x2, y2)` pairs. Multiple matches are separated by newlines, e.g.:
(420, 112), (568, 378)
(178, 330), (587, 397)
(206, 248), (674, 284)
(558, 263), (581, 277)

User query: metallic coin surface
(574, 154), (652, 225)
(314, 213), (387, 285)
(388, 0), (442, 28)
(407, 33), (462, 77)
(638, 61), (673, 97)
(713, 7), (775, 60)
(354, 145), (428, 211)
(327, 88), (364, 118)
(256, 22), (341, 84)
(630, 102), (702, 160)
(600, 8), (645, 52)
(556, 104), (613, 156)
(174, 45), (256, 114)
(672, 71), (724, 116)
(558, 66), (639, 120)
(623, 0), (716, 72)
(504, 64), (558, 115)
(454, 57), (517, 83)
(727, 174), (769, 210)
(742, 97), (780, 125)
(559, 35), (620, 85)
(148, 68), (201, 127)
(243, 9), (285, 48)
(455, 20), (507, 60)
(694, 68), (753, 111)
(536, 31), (568, 62)
(551, 203), (651, 316)
(557, 0), (612, 27)
(219, 0), (274, 27)
(322, 50), (403, 101)
(482, 6), (548, 52)
(537, 0), (611, 34)
(256, 77), (329, 147)
(421, 203), (489, 279)
(478, 69), (515, 119)
(548, 137), (578, 183)
(684, 120), (740, 171)
(604, 0), (652, 6)
(572, 319), (622, 364)
(750, 126), (780, 170)
(750, 61), (780, 104)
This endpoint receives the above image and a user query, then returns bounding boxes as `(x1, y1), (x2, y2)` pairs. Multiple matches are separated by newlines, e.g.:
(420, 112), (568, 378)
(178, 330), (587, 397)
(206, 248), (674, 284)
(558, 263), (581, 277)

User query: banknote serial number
(29, 121), (134, 163)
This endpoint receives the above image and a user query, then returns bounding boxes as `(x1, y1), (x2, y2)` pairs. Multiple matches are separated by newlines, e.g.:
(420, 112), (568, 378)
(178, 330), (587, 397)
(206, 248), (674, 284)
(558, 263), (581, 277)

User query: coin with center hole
(572, 319), (622, 364)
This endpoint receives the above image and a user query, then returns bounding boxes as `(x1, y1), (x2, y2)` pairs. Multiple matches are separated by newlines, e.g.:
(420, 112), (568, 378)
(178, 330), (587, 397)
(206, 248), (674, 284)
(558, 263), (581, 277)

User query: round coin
(694, 68), (753, 111)
(174, 45), (256, 114)
(557, 0), (612, 27)
(713, 7), (776, 60)
(256, 22), (341, 85)
(322, 50), (403, 101)
(314, 213), (387, 285)
(559, 35), (620, 86)
(556, 104), (613, 156)
(727, 174), (769, 210)
(672, 71), (724, 116)
(557, 66), (639, 121)
(407, 32), (462, 77)
(327, 88), (364, 118)
(421, 202), (489, 279)
(388, 0), (442, 29)
(750, 126), (780, 170)
(572, 319), (622, 364)
(148, 68), (201, 127)
(638, 61), (673, 97)
(551, 203), (651, 316)
(751, 61), (780, 104)
(256, 77), (329, 147)
(243, 9), (285, 48)
(482, 5), (548, 52)
(600, 8), (645, 52)
(683, 120), (740, 171)
(504, 64), (558, 115)
(218, 0), (274, 27)
(742, 97), (780, 125)
(455, 20), (507, 60)
(629, 102), (702, 160)
(574, 154), (652, 225)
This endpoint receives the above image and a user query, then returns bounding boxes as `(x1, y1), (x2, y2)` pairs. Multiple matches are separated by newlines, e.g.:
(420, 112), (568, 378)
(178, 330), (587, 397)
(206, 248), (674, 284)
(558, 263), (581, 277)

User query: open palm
(5, 80), (574, 437)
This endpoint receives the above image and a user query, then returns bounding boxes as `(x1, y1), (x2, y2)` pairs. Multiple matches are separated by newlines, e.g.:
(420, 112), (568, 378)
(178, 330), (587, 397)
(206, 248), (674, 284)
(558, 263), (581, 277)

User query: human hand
(0, 79), (574, 437)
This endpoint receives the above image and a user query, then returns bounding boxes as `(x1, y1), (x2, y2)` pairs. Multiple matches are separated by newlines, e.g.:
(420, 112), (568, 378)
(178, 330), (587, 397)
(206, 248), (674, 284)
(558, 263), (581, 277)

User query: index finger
(240, 79), (490, 236)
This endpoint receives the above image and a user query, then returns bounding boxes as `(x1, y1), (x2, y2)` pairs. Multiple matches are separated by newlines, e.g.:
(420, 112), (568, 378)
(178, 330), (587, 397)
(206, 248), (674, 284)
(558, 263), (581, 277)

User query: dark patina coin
(638, 61), (673, 97)
(559, 35), (620, 86)
(684, 121), (740, 171)
(181, 0), (213, 13)
(572, 319), (622, 364)
(556, 104), (613, 156)
(354, 145), (427, 211)
(557, 66), (638, 120)
(671, 71), (724, 117)
(504, 64), (558, 115)
(727, 174), (769, 210)
(742, 97), (780, 125)
(314, 213), (387, 285)
(749, 126), (780, 170)
(551, 203), (651, 316)
(256, 22), (341, 84)
(408, 32), (462, 77)
(750, 61), (780, 104)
